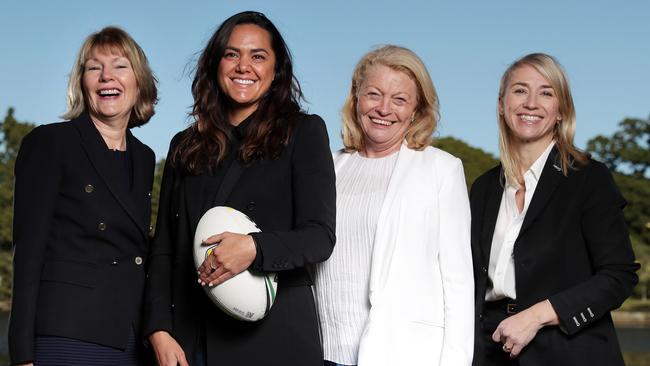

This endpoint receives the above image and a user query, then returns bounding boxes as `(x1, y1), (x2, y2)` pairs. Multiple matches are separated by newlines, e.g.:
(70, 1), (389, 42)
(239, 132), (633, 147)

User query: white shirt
(314, 151), (397, 364)
(485, 142), (555, 301)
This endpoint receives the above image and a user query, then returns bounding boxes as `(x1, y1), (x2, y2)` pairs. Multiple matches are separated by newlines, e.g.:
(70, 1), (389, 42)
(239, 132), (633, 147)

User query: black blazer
(9, 114), (155, 365)
(144, 113), (336, 366)
(470, 147), (639, 366)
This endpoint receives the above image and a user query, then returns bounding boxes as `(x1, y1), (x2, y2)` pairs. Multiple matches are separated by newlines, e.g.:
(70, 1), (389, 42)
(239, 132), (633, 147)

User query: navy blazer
(470, 147), (639, 366)
(9, 114), (155, 365)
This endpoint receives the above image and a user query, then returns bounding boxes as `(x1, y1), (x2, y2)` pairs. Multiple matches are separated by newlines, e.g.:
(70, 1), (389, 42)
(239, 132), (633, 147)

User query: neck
(229, 104), (258, 126)
(517, 138), (553, 174)
(90, 115), (128, 151)
(361, 142), (401, 158)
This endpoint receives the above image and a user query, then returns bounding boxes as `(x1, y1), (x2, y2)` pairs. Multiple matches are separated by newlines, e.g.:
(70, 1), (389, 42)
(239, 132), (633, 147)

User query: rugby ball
(194, 206), (277, 321)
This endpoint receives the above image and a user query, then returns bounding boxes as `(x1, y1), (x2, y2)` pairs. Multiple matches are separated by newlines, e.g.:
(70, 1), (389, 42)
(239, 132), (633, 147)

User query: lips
(232, 78), (256, 85)
(97, 88), (121, 97)
(518, 114), (543, 123)
(370, 117), (395, 126)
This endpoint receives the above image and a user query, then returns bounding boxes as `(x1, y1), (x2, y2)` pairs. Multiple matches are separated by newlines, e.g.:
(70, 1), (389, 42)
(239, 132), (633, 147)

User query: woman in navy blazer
(9, 27), (157, 366)
(470, 53), (639, 366)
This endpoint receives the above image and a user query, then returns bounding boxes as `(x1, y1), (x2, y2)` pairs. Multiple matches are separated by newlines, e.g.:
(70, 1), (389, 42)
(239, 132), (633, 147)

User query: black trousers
(479, 299), (520, 366)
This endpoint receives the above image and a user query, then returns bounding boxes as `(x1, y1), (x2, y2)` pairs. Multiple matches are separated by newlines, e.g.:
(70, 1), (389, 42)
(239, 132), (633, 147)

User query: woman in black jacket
(144, 11), (336, 366)
(470, 53), (639, 366)
(9, 27), (158, 366)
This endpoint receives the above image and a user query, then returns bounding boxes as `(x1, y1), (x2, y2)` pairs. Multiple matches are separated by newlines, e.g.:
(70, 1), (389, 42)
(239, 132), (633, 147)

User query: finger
(209, 271), (233, 287)
(202, 232), (230, 245)
(178, 352), (190, 366)
(492, 328), (502, 343)
(510, 344), (522, 358)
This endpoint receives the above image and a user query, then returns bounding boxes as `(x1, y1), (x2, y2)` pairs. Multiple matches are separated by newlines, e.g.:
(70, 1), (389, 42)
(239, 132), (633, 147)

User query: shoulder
(420, 145), (463, 169)
(128, 130), (155, 161)
(471, 164), (501, 194)
(288, 112), (329, 146)
(20, 121), (75, 150)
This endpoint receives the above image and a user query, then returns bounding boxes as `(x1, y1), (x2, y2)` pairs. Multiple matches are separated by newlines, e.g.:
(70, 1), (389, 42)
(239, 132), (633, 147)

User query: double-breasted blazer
(144, 113), (336, 366)
(9, 113), (155, 365)
(470, 147), (639, 366)
(332, 143), (474, 365)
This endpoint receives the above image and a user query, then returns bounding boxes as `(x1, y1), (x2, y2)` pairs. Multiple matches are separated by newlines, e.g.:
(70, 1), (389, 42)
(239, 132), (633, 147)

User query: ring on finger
(502, 344), (511, 352)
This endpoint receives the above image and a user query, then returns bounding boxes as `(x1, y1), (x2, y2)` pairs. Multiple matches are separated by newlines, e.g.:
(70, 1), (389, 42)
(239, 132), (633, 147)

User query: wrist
(533, 300), (560, 327)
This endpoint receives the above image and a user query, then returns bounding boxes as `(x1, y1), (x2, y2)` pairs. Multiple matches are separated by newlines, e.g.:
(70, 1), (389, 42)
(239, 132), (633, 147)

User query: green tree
(434, 136), (499, 188)
(586, 116), (650, 300)
(150, 158), (165, 230)
(0, 108), (35, 248)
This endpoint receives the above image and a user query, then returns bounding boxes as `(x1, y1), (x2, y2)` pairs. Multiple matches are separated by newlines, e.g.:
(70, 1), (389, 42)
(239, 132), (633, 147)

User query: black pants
(479, 299), (520, 366)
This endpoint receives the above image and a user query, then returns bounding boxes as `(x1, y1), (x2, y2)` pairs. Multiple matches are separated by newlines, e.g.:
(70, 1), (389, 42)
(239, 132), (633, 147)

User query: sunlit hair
(341, 45), (438, 152)
(172, 11), (303, 173)
(62, 26), (158, 127)
(497, 53), (588, 187)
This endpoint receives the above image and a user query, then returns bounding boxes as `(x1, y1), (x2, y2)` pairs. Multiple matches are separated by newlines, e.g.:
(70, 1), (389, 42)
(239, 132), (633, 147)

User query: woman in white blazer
(314, 45), (474, 366)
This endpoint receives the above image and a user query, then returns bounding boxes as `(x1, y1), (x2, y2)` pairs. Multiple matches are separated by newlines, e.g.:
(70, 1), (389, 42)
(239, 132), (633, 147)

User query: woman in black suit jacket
(144, 11), (335, 366)
(470, 53), (639, 366)
(9, 27), (157, 366)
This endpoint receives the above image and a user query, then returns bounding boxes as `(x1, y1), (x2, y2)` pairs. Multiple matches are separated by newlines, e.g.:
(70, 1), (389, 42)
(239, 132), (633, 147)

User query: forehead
(86, 44), (127, 61)
(362, 64), (416, 90)
(227, 24), (272, 47)
(508, 64), (552, 87)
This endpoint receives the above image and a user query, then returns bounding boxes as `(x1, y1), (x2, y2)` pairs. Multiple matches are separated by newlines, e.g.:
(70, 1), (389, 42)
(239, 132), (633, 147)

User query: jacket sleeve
(437, 158), (475, 365)
(9, 126), (62, 365)
(249, 114), (336, 272)
(143, 134), (182, 336)
(548, 162), (639, 335)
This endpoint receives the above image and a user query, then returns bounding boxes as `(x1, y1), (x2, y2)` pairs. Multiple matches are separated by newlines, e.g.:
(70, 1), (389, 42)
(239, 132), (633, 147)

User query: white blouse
(314, 151), (398, 365)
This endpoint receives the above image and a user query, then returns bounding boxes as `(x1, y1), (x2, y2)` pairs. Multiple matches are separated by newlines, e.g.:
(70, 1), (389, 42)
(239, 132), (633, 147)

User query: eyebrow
(511, 82), (553, 89)
(224, 46), (270, 54)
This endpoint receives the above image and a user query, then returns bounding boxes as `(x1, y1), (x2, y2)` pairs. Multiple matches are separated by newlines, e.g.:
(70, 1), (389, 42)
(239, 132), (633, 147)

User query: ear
(498, 98), (504, 115)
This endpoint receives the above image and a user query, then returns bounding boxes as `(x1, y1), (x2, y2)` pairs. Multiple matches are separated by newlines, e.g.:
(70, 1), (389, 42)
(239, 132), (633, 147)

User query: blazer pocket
(40, 259), (98, 288)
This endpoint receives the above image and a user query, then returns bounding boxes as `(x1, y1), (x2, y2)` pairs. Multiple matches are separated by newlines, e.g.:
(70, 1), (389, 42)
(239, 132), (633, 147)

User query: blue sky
(1, 0), (648, 159)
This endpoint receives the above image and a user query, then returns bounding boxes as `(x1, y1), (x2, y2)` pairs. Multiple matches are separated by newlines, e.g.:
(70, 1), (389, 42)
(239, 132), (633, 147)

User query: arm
(438, 158), (475, 366)
(9, 127), (62, 365)
(548, 162), (639, 334)
(249, 114), (336, 273)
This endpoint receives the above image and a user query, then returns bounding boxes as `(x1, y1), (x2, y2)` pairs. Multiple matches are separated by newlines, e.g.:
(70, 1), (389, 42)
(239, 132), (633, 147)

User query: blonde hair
(341, 45), (439, 151)
(497, 53), (588, 187)
(62, 26), (158, 127)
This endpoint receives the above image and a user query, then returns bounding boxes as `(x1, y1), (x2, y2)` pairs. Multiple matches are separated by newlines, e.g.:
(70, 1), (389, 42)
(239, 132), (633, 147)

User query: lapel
(480, 168), (504, 265)
(184, 172), (222, 234)
(519, 146), (563, 236)
(367, 143), (416, 305)
(73, 114), (147, 239)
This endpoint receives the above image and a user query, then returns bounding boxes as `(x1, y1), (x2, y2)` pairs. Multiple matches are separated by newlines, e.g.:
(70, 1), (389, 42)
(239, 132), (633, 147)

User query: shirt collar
(528, 141), (555, 182)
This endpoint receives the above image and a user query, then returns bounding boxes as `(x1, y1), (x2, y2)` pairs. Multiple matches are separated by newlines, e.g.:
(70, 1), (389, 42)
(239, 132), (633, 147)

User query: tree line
(0, 107), (648, 306)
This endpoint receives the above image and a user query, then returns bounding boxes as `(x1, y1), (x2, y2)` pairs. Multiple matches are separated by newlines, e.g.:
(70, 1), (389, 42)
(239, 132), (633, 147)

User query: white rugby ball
(194, 206), (277, 321)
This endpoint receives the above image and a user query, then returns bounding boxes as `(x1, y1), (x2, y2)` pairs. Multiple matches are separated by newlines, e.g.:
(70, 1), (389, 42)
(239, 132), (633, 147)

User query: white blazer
(333, 143), (474, 365)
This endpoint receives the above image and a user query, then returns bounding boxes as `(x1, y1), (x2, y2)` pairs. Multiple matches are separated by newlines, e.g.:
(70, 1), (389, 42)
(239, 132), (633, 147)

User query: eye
(252, 54), (266, 61)
(365, 91), (381, 100)
(85, 64), (101, 71)
(393, 97), (408, 106)
(512, 88), (527, 95)
(541, 90), (555, 97)
(223, 52), (238, 59)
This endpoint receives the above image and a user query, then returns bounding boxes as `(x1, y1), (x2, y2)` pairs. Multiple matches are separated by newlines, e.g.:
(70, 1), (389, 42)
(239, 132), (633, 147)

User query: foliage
(150, 158), (165, 231)
(0, 108), (35, 249)
(586, 116), (650, 301)
(434, 136), (499, 188)
(587, 117), (649, 179)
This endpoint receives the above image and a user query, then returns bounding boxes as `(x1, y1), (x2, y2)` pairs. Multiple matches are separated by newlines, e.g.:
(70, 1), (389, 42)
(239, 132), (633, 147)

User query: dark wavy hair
(173, 11), (304, 173)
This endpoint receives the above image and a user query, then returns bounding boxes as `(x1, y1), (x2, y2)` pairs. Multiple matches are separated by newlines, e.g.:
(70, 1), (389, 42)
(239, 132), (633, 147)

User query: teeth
(233, 79), (254, 85)
(371, 118), (393, 126)
(99, 89), (120, 96)
(520, 114), (541, 122)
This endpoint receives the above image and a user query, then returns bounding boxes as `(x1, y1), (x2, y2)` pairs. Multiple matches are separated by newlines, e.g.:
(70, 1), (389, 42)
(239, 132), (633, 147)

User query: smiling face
(356, 64), (418, 157)
(500, 64), (561, 150)
(82, 47), (138, 127)
(217, 24), (276, 124)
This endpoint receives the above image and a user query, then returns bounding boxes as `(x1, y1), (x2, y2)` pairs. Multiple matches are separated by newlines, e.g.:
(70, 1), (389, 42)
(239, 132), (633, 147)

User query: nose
(100, 67), (114, 82)
(524, 93), (538, 109)
(236, 58), (251, 73)
(376, 97), (391, 115)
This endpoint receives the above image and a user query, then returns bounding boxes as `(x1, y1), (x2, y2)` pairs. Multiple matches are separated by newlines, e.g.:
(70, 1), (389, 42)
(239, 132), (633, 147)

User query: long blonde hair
(497, 53), (588, 187)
